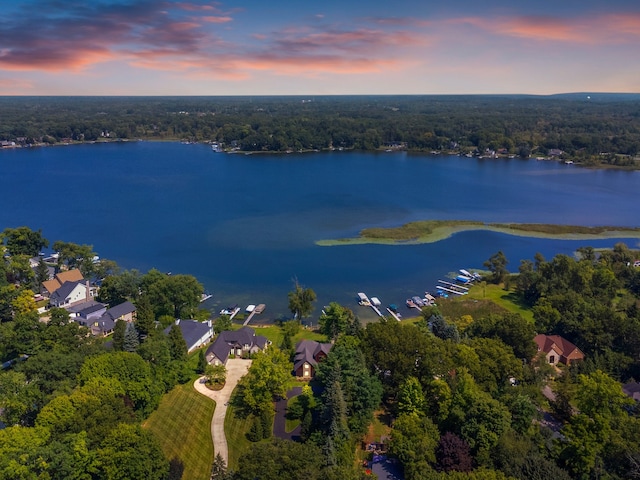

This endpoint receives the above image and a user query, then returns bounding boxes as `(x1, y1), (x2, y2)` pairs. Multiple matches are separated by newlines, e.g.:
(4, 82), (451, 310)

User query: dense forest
(2, 227), (640, 479)
(1, 95), (640, 167)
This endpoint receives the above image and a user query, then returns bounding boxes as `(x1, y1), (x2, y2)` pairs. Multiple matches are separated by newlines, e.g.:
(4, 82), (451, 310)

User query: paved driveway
(193, 358), (252, 465)
(273, 387), (302, 441)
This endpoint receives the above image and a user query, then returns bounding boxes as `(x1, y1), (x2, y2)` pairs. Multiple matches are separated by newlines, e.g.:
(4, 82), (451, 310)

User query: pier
(437, 280), (469, 291)
(243, 303), (265, 326)
(436, 285), (467, 296)
(386, 307), (402, 322)
(357, 293), (384, 317)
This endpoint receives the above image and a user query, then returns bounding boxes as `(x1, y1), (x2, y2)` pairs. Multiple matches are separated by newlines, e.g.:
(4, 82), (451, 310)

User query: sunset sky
(1, 0), (639, 95)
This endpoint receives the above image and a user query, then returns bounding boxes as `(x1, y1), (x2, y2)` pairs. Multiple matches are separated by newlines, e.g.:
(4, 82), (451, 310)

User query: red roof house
(534, 334), (584, 366)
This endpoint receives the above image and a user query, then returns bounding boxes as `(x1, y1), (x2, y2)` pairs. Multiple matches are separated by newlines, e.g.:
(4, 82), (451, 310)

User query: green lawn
(250, 325), (328, 347)
(143, 382), (215, 480)
(465, 283), (535, 323)
(285, 396), (301, 433)
(225, 402), (254, 470)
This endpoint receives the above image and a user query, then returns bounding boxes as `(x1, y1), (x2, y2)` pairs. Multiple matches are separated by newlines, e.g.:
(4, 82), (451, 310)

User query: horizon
(1, 1), (639, 96)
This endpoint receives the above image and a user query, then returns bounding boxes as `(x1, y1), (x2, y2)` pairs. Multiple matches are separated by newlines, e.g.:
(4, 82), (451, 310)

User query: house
(293, 340), (332, 379)
(205, 326), (268, 365)
(49, 280), (91, 308)
(622, 382), (640, 402)
(68, 301), (136, 336)
(165, 319), (214, 353)
(68, 300), (108, 323)
(534, 334), (584, 366)
(42, 269), (84, 297)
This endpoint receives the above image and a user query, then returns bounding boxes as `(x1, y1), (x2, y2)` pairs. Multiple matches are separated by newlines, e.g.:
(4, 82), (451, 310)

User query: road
(193, 358), (252, 466)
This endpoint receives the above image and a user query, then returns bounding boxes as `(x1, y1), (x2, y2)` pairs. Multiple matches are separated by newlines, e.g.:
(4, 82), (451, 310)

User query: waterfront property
(205, 326), (268, 365)
(293, 340), (332, 379)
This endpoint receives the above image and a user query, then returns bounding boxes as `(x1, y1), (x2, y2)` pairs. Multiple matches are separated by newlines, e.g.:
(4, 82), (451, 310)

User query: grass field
(143, 382), (215, 480)
(465, 283), (535, 323)
(225, 402), (255, 470)
(250, 324), (327, 347)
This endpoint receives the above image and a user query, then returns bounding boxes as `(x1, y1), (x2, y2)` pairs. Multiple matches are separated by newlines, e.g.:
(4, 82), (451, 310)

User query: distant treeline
(1, 94), (640, 167)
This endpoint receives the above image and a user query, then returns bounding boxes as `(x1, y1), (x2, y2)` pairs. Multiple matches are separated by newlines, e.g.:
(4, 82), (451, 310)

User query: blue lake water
(2, 142), (639, 322)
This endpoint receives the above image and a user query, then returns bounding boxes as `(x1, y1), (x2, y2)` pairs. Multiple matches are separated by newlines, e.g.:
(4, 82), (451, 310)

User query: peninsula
(316, 220), (640, 246)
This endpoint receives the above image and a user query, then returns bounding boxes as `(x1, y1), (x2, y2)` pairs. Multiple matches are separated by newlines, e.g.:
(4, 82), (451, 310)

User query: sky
(1, 0), (639, 96)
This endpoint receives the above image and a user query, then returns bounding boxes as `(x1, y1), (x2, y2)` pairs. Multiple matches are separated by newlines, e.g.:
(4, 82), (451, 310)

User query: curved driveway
(193, 358), (252, 465)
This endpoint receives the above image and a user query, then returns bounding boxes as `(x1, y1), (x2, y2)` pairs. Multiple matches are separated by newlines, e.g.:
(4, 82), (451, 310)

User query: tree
(397, 376), (425, 416)
(1, 226), (48, 257)
(234, 439), (323, 480)
(205, 364), (227, 386)
(167, 324), (188, 362)
(134, 294), (155, 339)
(112, 319), (127, 351)
(436, 432), (473, 473)
(197, 349), (208, 374)
(318, 302), (354, 340)
(483, 250), (509, 284)
(468, 313), (537, 360)
(52, 240), (97, 276)
(123, 322), (139, 352)
(143, 271), (203, 319)
(389, 413), (440, 479)
(211, 453), (229, 480)
(97, 270), (141, 306)
(287, 280), (316, 321)
(214, 314), (232, 334)
(95, 423), (169, 480)
(240, 347), (292, 413)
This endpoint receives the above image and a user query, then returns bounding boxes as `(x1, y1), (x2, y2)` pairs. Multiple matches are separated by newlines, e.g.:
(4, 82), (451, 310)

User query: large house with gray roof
(165, 319), (214, 353)
(205, 327), (269, 365)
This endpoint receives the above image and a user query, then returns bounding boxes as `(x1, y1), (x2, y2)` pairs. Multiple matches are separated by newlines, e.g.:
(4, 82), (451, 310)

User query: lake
(2, 142), (639, 322)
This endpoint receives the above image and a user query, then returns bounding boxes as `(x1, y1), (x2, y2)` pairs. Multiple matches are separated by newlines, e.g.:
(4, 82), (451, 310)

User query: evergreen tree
(211, 453), (228, 480)
(135, 294), (155, 339)
(123, 322), (140, 352)
(112, 319), (126, 351)
(197, 349), (208, 374)
(168, 324), (188, 361)
(35, 258), (50, 287)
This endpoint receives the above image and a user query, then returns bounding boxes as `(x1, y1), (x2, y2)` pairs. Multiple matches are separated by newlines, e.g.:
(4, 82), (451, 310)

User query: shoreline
(316, 221), (640, 246)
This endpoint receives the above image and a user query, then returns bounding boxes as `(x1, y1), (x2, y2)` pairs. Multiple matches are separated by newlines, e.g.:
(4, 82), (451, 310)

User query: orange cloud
(452, 12), (640, 45)
(202, 15), (232, 23)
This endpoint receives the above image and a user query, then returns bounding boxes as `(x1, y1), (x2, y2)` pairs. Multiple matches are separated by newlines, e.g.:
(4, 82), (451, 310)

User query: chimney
(86, 281), (90, 302)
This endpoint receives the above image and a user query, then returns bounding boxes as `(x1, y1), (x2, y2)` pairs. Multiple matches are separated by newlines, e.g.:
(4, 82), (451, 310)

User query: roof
(42, 269), (84, 294)
(105, 301), (136, 321)
(50, 280), (86, 303)
(205, 327), (268, 364)
(164, 320), (212, 350)
(534, 334), (583, 358)
(622, 382), (640, 401)
(294, 340), (332, 372)
(69, 301), (107, 318)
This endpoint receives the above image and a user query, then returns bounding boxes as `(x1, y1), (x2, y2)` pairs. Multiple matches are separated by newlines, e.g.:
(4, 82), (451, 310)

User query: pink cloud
(202, 16), (233, 24)
(451, 12), (640, 45)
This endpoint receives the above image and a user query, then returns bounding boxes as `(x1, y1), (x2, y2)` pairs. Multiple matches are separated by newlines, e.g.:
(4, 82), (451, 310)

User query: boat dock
(436, 285), (467, 296)
(386, 307), (402, 322)
(243, 303), (265, 326)
(437, 280), (469, 291)
(358, 293), (384, 317)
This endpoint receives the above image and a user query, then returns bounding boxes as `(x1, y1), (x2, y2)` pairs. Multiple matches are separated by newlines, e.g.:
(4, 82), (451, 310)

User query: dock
(437, 280), (469, 291)
(357, 293), (384, 317)
(200, 293), (213, 303)
(243, 303), (265, 326)
(436, 285), (467, 296)
(386, 307), (402, 322)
